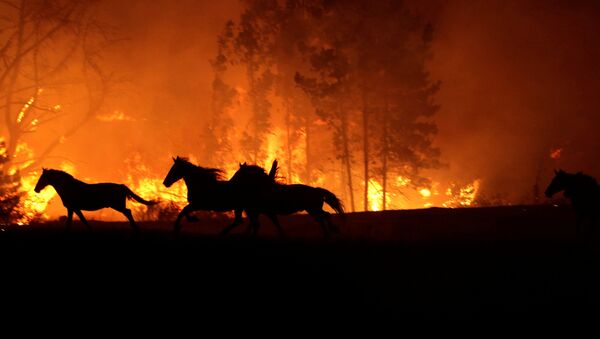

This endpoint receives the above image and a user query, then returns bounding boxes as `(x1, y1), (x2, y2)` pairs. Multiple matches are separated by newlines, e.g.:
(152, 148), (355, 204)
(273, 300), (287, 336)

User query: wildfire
(550, 148), (562, 160)
(368, 179), (384, 211)
(2, 138), (486, 225)
(97, 110), (136, 122)
(16, 168), (61, 224)
(441, 179), (481, 207)
(419, 188), (432, 198)
(396, 176), (411, 186)
(6, 142), (74, 224)
(123, 154), (188, 220)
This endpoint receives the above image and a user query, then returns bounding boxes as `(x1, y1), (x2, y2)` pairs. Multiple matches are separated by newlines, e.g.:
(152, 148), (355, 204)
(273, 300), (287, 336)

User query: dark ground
(1, 205), (599, 330)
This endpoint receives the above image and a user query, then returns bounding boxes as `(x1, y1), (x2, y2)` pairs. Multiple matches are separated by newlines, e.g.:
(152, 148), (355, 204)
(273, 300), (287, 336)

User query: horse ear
(172, 156), (176, 161)
(239, 163), (243, 168)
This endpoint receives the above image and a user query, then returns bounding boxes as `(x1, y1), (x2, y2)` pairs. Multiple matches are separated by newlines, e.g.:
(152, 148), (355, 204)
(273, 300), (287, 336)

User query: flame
(97, 110), (136, 122)
(550, 148), (562, 160)
(3, 135), (487, 225)
(16, 96), (36, 123)
(7, 141), (73, 224)
(368, 179), (383, 211)
(396, 176), (411, 186)
(458, 179), (480, 206)
(440, 179), (481, 207)
(16, 169), (58, 224)
(122, 154), (188, 220)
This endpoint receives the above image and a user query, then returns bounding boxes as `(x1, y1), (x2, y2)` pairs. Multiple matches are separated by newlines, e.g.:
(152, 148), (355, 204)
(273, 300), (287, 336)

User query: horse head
(34, 168), (50, 193)
(163, 156), (186, 187)
(545, 169), (569, 198)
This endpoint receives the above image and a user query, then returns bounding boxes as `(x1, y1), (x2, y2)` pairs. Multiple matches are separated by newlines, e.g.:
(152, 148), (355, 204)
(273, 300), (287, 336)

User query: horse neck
(48, 174), (78, 197)
(182, 168), (217, 189)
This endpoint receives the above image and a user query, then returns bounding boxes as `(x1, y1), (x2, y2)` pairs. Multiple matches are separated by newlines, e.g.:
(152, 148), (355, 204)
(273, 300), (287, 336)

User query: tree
(296, 0), (441, 211)
(212, 0), (441, 212)
(0, 0), (116, 175)
(202, 21), (237, 167)
(0, 0), (120, 224)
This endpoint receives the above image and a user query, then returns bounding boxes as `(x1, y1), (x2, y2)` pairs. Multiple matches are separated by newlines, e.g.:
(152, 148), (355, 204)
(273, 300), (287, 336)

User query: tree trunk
(362, 97), (369, 211)
(382, 101), (389, 211)
(285, 102), (293, 183)
(341, 113), (355, 212)
(382, 121), (388, 211)
(304, 114), (311, 184)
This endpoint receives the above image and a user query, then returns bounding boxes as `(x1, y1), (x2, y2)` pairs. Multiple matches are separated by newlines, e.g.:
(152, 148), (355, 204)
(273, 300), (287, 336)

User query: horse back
(61, 182), (128, 211)
(187, 180), (238, 211)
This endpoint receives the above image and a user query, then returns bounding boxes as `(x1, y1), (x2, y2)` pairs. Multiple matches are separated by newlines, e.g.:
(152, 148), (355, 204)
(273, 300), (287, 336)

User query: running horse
(222, 161), (344, 238)
(162, 156), (280, 233)
(34, 168), (158, 231)
(545, 169), (600, 234)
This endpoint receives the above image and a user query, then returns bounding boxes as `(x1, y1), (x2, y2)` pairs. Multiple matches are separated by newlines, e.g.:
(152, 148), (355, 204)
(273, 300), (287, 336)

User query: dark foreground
(1, 205), (599, 330)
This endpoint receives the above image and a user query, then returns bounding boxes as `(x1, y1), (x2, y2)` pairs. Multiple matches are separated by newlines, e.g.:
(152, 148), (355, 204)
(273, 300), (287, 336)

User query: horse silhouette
(163, 156), (280, 233)
(222, 161), (344, 238)
(545, 169), (600, 233)
(34, 168), (157, 231)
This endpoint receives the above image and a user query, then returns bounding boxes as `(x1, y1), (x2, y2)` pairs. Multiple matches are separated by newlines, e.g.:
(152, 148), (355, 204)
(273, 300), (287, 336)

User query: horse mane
(558, 169), (599, 187)
(574, 172), (599, 187)
(174, 156), (224, 181)
(240, 164), (268, 176)
(44, 168), (74, 180)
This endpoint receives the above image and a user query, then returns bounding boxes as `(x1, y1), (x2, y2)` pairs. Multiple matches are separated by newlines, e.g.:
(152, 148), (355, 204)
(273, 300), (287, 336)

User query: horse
(163, 156), (268, 233)
(34, 168), (157, 231)
(222, 161), (344, 238)
(545, 169), (600, 234)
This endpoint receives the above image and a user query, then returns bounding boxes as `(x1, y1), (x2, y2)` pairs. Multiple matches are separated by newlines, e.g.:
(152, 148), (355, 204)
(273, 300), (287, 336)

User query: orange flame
(550, 148), (562, 160)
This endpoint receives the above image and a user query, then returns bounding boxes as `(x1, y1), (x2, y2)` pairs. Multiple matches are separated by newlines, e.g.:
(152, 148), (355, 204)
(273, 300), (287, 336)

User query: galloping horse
(545, 169), (600, 233)
(222, 161), (344, 238)
(34, 168), (157, 231)
(162, 156), (250, 233)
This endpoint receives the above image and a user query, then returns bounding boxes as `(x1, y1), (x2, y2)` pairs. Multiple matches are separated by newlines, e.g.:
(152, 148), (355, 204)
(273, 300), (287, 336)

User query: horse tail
(318, 188), (344, 215)
(124, 186), (158, 206)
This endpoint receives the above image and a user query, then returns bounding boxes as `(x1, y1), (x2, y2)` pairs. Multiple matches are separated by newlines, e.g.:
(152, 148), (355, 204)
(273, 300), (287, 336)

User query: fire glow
(3, 139), (483, 223)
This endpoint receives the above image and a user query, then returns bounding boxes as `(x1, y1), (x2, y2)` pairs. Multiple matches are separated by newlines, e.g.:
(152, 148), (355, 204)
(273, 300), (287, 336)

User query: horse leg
(248, 212), (261, 237)
(120, 208), (139, 233)
(74, 210), (92, 231)
(65, 209), (73, 232)
(174, 204), (194, 233)
(219, 209), (243, 236)
(267, 214), (285, 239)
(322, 210), (339, 234)
(309, 209), (330, 240)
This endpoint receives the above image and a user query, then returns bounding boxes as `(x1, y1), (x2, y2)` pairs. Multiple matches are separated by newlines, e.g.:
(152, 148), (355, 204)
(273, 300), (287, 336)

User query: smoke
(422, 0), (600, 201)
(39, 0), (241, 176)
(7, 0), (600, 218)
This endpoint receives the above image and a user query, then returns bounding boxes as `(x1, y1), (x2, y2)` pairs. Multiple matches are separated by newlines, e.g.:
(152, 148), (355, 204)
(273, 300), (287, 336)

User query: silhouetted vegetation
(205, 0), (441, 211)
(0, 0), (121, 176)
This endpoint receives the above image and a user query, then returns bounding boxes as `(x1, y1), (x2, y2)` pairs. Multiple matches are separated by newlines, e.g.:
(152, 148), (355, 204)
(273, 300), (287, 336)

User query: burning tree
(201, 21), (237, 168)
(295, 1), (441, 211)
(0, 0), (120, 224)
(205, 0), (441, 212)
